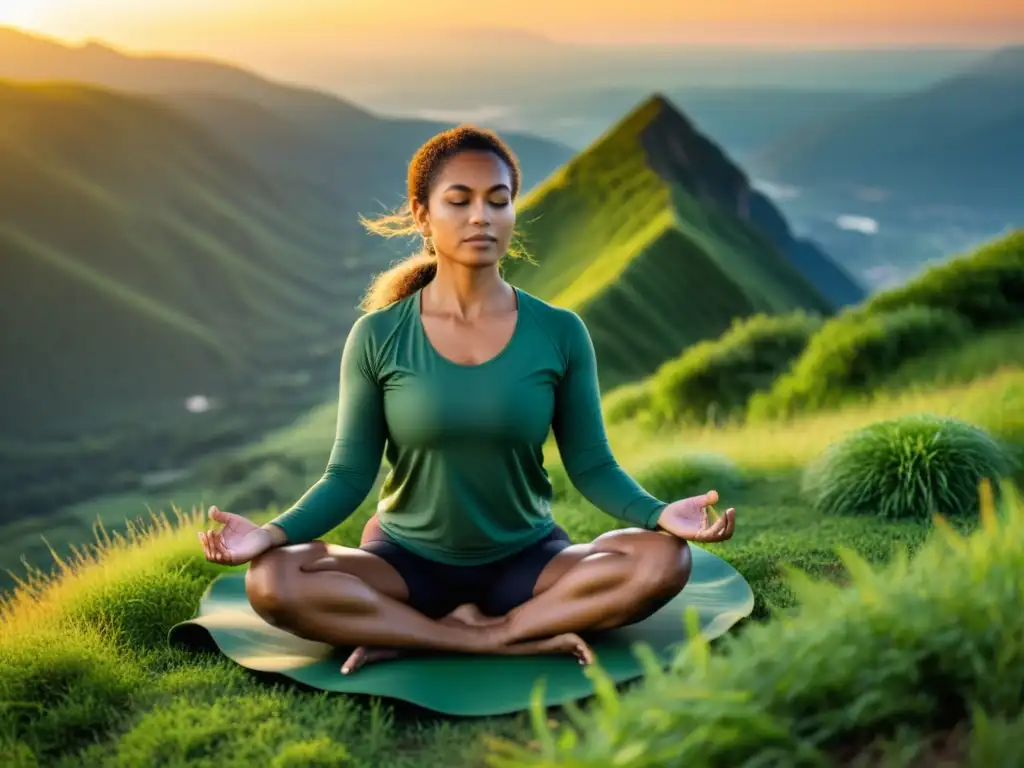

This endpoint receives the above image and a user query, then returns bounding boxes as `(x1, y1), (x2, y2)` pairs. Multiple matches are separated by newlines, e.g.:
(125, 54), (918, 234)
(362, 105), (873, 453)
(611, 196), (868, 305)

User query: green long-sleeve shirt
(267, 286), (667, 565)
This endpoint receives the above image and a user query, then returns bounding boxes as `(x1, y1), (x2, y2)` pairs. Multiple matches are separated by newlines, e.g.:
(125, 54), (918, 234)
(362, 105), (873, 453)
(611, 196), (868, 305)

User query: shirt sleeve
(266, 314), (387, 544)
(550, 310), (667, 529)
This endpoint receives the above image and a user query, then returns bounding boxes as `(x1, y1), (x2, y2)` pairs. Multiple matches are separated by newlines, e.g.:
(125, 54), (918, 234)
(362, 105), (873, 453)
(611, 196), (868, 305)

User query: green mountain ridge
(505, 94), (862, 390)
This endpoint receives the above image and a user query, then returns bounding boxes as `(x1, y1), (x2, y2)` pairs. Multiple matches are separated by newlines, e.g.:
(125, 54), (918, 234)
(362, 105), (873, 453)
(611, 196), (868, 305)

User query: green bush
(749, 305), (970, 420)
(633, 453), (746, 503)
(488, 482), (1024, 767)
(602, 380), (655, 425)
(647, 311), (823, 425)
(802, 415), (1017, 521)
(863, 229), (1024, 331)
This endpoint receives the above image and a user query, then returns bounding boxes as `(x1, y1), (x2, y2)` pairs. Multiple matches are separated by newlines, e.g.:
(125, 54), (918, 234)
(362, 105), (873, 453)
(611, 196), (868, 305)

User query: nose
(468, 198), (490, 226)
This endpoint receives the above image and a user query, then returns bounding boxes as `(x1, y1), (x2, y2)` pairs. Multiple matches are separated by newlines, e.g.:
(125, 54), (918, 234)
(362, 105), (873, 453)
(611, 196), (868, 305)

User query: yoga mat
(168, 546), (753, 717)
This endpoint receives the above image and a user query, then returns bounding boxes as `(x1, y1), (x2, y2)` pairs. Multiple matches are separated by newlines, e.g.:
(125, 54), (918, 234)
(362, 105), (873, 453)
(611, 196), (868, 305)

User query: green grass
(2, 353), (1022, 765)
(502, 95), (839, 391)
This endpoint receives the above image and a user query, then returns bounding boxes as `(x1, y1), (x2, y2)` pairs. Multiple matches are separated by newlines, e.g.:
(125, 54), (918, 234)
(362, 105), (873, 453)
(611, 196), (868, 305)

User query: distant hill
(0, 27), (574, 205)
(0, 28), (576, 442)
(399, 85), (884, 157)
(751, 45), (1024, 213)
(504, 95), (864, 390)
(0, 80), (372, 441)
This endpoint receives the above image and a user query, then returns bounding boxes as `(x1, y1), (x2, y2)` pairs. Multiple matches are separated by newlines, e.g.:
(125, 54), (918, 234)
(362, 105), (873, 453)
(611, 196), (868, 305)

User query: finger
(705, 510), (735, 543)
(723, 507), (737, 539)
(210, 530), (230, 564)
(206, 530), (221, 562)
(201, 531), (216, 563)
(696, 490), (719, 508)
(706, 503), (722, 524)
(213, 532), (236, 565)
(695, 513), (729, 542)
(209, 505), (228, 524)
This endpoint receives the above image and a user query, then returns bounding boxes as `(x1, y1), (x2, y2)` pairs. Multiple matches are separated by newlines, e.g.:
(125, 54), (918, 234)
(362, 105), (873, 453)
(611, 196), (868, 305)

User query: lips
(464, 234), (497, 243)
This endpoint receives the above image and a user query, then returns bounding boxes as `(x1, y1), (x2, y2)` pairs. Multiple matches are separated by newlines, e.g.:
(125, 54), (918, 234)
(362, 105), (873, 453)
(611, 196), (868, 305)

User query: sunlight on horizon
(0, 1), (59, 30)
(3, 0), (1022, 51)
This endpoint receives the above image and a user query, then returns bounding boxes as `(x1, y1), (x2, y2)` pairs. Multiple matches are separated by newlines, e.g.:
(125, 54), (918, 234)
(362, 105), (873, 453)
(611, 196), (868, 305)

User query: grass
(502, 95), (840, 391)
(2, 350), (1022, 765)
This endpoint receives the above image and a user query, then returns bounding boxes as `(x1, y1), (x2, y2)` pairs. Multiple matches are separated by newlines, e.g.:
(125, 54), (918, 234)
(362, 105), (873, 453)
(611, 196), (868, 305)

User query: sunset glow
(5, 0), (1023, 51)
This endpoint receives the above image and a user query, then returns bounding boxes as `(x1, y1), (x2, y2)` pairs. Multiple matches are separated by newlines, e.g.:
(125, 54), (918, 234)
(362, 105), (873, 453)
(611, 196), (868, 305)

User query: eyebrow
(444, 184), (511, 193)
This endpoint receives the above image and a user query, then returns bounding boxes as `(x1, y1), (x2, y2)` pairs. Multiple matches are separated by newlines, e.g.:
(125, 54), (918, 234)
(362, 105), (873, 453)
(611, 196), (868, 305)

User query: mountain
(0, 80), (370, 441)
(750, 45), (1024, 213)
(0, 28), (577, 441)
(503, 95), (864, 390)
(0, 27), (574, 205)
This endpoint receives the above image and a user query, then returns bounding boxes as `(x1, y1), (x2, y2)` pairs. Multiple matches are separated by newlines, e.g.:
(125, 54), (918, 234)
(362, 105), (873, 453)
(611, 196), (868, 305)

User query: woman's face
(413, 150), (516, 269)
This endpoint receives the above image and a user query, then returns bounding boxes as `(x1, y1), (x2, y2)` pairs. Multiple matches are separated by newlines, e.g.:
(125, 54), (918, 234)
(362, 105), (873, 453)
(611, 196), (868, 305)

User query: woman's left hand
(656, 490), (736, 543)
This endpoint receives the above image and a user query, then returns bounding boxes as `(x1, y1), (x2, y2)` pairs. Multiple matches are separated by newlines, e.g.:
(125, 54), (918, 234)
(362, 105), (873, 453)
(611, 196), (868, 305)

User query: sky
(5, 0), (1024, 53)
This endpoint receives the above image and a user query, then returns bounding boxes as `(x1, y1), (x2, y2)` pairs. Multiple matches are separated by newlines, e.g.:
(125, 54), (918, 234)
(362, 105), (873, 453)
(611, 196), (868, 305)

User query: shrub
(863, 229), (1024, 331)
(647, 311), (823, 425)
(633, 453), (746, 503)
(602, 380), (655, 425)
(488, 481), (1024, 767)
(749, 305), (970, 420)
(802, 415), (1017, 521)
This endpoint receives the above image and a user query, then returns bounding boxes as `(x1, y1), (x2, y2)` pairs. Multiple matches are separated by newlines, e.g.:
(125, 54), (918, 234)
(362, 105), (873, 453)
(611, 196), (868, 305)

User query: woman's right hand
(199, 505), (274, 565)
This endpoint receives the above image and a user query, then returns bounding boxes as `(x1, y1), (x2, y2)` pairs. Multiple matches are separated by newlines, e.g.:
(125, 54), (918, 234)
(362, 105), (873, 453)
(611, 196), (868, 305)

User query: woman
(199, 125), (736, 674)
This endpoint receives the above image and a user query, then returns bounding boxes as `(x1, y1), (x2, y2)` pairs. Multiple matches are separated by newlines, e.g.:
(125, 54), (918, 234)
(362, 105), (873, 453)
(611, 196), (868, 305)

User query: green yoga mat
(169, 546), (753, 717)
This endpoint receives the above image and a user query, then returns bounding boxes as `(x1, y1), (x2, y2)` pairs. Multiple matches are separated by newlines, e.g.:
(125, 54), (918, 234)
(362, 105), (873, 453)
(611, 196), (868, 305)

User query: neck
(426, 259), (509, 319)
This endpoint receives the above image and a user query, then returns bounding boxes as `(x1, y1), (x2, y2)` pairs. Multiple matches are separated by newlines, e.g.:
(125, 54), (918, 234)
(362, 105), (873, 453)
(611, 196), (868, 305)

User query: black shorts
(361, 525), (572, 619)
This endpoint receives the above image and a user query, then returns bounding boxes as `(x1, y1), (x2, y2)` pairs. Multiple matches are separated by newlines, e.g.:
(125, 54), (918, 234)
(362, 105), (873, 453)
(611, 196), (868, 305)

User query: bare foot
(339, 608), (593, 675)
(341, 645), (409, 674)
(342, 605), (504, 674)
(497, 632), (594, 665)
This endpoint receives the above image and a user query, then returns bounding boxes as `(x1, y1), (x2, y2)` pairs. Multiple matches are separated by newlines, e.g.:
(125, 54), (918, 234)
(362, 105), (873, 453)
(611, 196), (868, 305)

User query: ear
(410, 198), (431, 238)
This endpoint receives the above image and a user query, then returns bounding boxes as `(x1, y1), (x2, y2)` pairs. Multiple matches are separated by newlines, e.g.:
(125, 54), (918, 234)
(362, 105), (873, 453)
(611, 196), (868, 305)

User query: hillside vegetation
(2, 195), (1023, 764)
(0, 80), (370, 434)
(0, 79), (401, 540)
(1, 345), (1021, 765)
(614, 229), (1024, 428)
(503, 95), (861, 390)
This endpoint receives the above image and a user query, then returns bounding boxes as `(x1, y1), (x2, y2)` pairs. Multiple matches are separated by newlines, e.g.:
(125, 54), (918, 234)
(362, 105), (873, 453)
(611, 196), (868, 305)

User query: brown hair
(358, 124), (530, 312)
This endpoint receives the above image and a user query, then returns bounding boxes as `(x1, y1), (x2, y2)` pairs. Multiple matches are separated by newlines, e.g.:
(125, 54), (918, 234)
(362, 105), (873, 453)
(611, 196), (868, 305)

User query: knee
(244, 544), (314, 625)
(602, 529), (692, 597)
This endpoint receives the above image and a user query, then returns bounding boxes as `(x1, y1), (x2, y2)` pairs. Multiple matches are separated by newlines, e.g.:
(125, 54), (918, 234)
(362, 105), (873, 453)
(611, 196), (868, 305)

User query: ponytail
(358, 202), (438, 312)
(359, 251), (437, 312)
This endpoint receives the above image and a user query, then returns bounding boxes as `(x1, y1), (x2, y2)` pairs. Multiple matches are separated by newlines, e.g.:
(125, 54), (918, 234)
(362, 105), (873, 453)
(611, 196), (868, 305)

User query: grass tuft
(802, 414), (1017, 521)
(487, 482), (1024, 767)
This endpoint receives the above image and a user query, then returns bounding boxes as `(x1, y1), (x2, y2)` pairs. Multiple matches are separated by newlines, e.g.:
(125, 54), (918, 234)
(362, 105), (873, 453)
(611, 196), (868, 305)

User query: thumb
(209, 505), (232, 524)
(687, 490), (717, 508)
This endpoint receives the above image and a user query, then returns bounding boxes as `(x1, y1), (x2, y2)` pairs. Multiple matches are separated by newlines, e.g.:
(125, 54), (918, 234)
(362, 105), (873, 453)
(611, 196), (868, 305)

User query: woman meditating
(199, 125), (737, 674)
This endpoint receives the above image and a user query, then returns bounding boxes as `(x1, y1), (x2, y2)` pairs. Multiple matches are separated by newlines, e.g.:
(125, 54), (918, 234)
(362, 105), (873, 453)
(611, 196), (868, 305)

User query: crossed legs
(244, 523), (691, 669)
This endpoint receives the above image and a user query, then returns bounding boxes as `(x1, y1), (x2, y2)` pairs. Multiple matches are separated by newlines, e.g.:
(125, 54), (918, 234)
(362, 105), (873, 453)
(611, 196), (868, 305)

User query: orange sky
(5, 0), (1024, 51)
